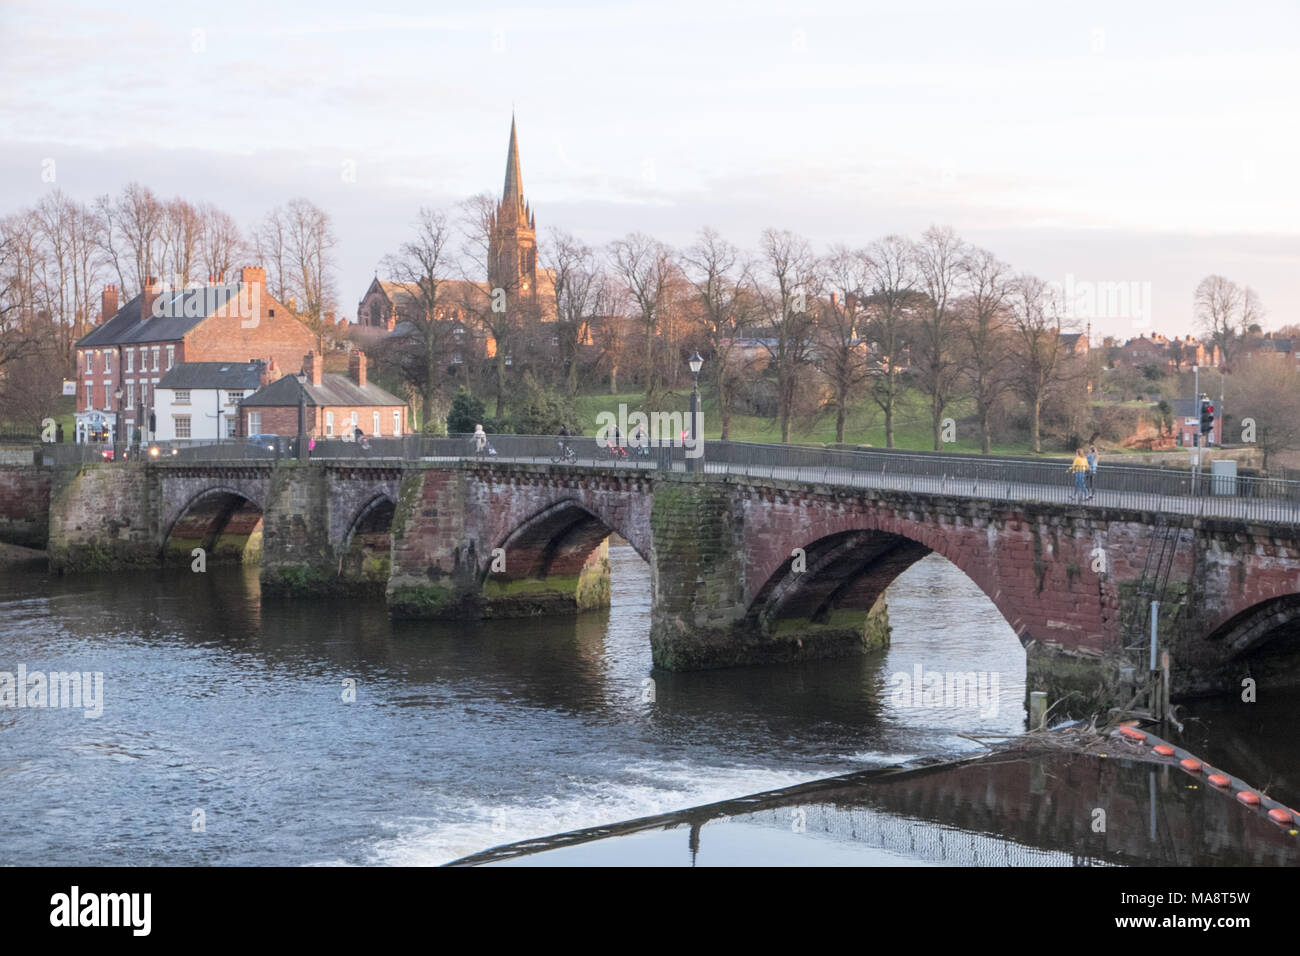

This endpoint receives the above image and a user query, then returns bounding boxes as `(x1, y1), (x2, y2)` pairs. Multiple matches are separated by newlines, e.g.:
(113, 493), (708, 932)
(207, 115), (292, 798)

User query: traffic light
(1200, 399), (1216, 436)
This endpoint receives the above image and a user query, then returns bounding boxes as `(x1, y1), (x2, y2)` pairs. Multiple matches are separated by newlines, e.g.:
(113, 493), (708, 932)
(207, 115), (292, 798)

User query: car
(246, 434), (288, 454)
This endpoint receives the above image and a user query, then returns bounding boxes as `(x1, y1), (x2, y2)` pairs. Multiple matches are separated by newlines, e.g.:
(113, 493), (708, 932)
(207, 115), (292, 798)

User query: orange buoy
(1207, 773), (1230, 787)
(1237, 791), (1261, 806)
(1153, 744), (1175, 756)
(1119, 726), (1147, 742)
(1180, 758), (1203, 773)
(1268, 808), (1293, 825)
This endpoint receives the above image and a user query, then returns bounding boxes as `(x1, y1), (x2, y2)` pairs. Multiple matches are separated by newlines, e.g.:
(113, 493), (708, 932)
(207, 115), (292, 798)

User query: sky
(0, 0), (1296, 340)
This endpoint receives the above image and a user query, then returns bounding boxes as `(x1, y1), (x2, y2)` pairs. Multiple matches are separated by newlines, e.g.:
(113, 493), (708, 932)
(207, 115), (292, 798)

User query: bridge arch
(480, 496), (645, 616)
(160, 486), (265, 564)
(338, 493), (397, 591)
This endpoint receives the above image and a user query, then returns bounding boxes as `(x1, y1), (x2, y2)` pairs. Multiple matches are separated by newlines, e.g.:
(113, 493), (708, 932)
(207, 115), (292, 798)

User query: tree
(446, 389), (488, 435)
(378, 207), (459, 429)
(457, 192), (531, 419)
(258, 199), (339, 351)
(681, 227), (756, 440)
(1194, 275), (1264, 369)
(861, 235), (919, 448)
(755, 228), (818, 443)
(1008, 274), (1070, 453)
(199, 203), (245, 283)
(815, 246), (873, 444)
(959, 246), (1015, 454)
(912, 226), (968, 450)
(609, 232), (675, 405)
(1226, 353), (1300, 473)
(543, 228), (608, 397)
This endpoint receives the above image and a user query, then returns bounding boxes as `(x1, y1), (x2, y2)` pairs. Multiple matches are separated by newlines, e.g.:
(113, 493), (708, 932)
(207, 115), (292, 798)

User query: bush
(446, 390), (488, 434)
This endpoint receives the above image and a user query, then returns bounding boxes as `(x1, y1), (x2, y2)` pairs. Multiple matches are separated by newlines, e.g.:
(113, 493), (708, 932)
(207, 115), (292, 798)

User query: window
(174, 416), (191, 439)
(125, 386), (134, 410)
(350, 411), (358, 431)
(373, 411), (381, 436)
(166, 345), (174, 369)
(139, 382), (148, 411)
(126, 349), (133, 373)
(393, 410), (402, 437)
(175, 390), (191, 405)
(226, 417), (238, 438)
(105, 351), (113, 375)
(84, 383), (92, 409)
(226, 391), (243, 406)
(247, 411), (261, 435)
(152, 347), (160, 371)
(325, 411), (334, 436)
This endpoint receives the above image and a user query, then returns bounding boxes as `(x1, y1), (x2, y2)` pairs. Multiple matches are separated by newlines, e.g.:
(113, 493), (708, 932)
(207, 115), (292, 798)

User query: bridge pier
(259, 466), (337, 594)
(48, 462), (158, 571)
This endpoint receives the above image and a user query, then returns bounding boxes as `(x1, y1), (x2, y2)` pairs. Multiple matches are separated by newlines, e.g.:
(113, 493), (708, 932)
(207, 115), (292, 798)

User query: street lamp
(114, 387), (123, 453)
(687, 351), (703, 472)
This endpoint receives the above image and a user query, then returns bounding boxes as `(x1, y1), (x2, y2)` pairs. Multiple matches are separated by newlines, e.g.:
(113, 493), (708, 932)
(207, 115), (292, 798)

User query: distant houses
(154, 360), (274, 441)
(72, 268), (316, 444)
(238, 351), (406, 440)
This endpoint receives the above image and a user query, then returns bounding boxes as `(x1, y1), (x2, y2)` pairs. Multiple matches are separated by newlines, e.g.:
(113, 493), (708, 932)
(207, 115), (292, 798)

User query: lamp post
(113, 387), (123, 462)
(687, 351), (703, 473)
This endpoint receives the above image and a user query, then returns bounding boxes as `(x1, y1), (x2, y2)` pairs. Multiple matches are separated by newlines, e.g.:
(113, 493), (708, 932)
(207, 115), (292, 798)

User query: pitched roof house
(239, 350), (408, 440)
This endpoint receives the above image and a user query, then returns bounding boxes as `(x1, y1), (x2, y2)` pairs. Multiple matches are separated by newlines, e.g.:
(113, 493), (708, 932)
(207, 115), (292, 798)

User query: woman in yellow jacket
(1068, 448), (1089, 501)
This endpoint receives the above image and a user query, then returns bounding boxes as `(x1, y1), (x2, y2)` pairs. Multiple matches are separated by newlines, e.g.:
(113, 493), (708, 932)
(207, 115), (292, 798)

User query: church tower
(489, 114), (538, 301)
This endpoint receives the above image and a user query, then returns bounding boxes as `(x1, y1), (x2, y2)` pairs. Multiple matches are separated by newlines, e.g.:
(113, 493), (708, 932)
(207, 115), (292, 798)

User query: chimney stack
(101, 284), (119, 324)
(141, 276), (161, 320)
(240, 266), (266, 288)
(349, 350), (367, 388)
(302, 350), (322, 387)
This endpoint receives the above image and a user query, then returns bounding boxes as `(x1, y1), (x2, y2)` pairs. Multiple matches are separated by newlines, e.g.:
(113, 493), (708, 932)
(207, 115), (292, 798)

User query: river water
(0, 544), (1293, 865)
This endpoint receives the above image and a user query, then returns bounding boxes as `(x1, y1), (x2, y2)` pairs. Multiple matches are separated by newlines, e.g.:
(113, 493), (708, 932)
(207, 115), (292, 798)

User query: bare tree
(815, 245), (873, 444)
(158, 198), (203, 289)
(913, 226), (968, 450)
(754, 228), (818, 443)
(198, 204), (246, 284)
(609, 232), (675, 405)
(1227, 353), (1300, 472)
(260, 199), (339, 350)
(861, 235), (919, 448)
(681, 227), (756, 440)
(543, 228), (608, 397)
(377, 207), (459, 428)
(1195, 275), (1264, 369)
(960, 246), (1015, 454)
(1009, 274), (1070, 453)
(457, 192), (532, 418)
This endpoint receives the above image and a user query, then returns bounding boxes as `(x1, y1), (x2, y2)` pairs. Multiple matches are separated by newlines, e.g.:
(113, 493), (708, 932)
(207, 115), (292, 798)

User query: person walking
(473, 423), (488, 456)
(1068, 447), (1089, 502)
(1085, 444), (1098, 500)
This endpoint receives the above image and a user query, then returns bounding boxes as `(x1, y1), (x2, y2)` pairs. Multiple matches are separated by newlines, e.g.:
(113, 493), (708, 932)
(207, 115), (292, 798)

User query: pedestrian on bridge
(1086, 444), (1098, 500)
(1069, 448), (1089, 501)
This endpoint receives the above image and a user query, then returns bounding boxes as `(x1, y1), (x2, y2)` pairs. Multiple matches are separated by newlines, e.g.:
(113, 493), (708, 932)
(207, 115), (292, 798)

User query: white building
(153, 361), (271, 441)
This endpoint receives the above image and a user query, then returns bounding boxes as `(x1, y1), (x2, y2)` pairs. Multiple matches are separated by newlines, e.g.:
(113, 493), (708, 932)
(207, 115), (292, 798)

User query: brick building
(239, 351), (407, 440)
(72, 268), (315, 443)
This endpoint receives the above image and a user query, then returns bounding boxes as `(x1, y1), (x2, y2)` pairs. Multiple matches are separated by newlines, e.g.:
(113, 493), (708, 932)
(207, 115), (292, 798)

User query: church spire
(502, 113), (524, 212)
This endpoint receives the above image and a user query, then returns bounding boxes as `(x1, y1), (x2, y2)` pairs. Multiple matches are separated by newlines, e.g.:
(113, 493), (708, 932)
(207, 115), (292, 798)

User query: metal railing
(26, 434), (1300, 524)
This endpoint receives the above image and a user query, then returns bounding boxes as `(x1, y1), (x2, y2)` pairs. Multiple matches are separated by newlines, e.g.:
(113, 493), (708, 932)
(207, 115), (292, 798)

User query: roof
(76, 287), (245, 348)
(240, 372), (404, 408)
(157, 361), (266, 391)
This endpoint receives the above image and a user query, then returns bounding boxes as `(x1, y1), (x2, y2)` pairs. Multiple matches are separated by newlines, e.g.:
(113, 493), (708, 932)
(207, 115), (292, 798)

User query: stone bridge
(11, 451), (1300, 711)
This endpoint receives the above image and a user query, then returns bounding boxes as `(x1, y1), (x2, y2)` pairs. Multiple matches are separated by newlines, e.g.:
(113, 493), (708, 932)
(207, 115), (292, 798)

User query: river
(0, 543), (1294, 865)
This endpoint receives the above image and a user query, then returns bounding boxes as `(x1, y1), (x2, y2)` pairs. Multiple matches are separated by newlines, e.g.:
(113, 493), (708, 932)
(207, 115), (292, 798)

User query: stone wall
(0, 464), (52, 549)
(47, 463), (155, 571)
